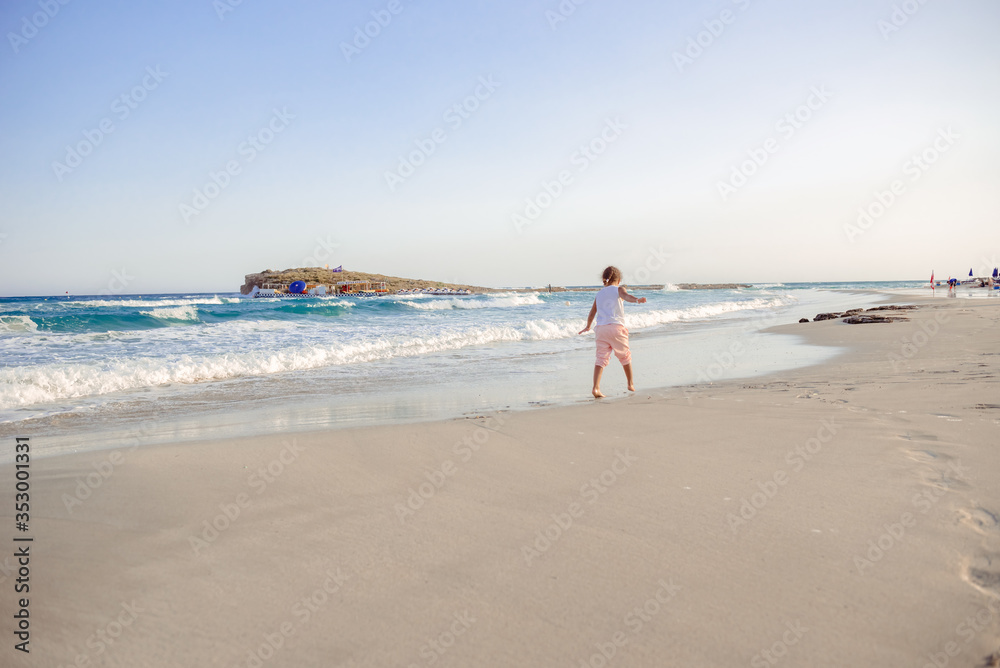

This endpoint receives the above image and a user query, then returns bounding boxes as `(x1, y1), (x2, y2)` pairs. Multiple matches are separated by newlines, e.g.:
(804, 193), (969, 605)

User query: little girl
(578, 266), (646, 398)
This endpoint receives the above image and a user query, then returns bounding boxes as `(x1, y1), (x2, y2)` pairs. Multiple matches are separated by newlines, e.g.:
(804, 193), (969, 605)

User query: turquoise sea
(0, 281), (933, 457)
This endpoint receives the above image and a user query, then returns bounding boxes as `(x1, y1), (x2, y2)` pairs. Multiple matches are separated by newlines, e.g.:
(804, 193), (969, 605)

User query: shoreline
(1, 287), (896, 462)
(2, 293), (999, 666)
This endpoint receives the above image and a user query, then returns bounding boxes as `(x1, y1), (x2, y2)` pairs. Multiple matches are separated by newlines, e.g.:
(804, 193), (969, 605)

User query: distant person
(578, 266), (647, 398)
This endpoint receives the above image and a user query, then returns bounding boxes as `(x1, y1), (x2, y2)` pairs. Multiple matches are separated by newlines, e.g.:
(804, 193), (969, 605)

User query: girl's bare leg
(592, 366), (605, 398)
(623, 363), (635, 392)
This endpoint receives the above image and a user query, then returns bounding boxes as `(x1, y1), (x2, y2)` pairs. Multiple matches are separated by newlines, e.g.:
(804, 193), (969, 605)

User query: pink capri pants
(594, 324), (631, 368)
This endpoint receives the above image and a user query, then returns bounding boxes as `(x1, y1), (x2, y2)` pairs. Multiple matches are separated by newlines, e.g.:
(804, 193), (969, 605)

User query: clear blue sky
(1, 0), (998, 295)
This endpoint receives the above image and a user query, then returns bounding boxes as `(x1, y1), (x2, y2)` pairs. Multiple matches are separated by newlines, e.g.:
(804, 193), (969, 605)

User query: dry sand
(2, 293), (999, 667)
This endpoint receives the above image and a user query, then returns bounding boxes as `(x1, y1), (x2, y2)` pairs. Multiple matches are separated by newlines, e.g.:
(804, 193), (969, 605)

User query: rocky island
(240, 268), (493, 295)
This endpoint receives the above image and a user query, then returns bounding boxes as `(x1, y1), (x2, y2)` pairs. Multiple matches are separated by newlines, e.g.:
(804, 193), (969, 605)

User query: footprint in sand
(903, 448), (942, 463)
(901, 447), (971, 491)
(964, 560), (1000, 598)
(900, 432), (940, 442)
(924, 469), (972, 492)
(959, 506), (1000, 536)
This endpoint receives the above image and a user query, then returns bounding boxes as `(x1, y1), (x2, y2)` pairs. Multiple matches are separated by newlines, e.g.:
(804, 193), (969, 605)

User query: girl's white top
(595, 285), (626, 327)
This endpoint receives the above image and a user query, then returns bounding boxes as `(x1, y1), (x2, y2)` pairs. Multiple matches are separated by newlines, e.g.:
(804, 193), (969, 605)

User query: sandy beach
(3, 292), (999, 667)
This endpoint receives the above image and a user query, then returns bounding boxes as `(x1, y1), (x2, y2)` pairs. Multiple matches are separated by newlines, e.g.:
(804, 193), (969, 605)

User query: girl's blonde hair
(601, 266), (622, 286)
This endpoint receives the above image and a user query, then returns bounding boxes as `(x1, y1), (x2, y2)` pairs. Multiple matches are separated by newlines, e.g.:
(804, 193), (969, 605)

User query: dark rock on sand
(843, 315), (902, 324)
(798, 318), (810, 323)
(811, 304), (918, 323)
(866, 305), (918, 312)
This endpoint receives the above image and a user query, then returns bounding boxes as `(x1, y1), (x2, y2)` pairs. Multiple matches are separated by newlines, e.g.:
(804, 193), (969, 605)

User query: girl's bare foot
(592, 388), (604, 398)
(627, 384), (635, 392)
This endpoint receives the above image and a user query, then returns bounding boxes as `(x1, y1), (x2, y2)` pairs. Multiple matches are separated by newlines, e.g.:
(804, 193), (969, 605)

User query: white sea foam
(0, 320), (558, 408)
(624, 297), (791, 329)
(522, 319), (579, 340)
(661, 283), (681, 292)
(297, 298), (354, 307)
(0, 315), (38, 333)
(67, 296), (238, 308)
(140, 305), (200, 321)
(400, 293), (544, 310)
(0, 333), (483, 407)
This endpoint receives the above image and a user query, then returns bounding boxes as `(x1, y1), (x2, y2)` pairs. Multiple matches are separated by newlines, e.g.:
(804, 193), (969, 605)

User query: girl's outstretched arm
(579, 301), (598, 334)
(618, 286), (647, 304)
